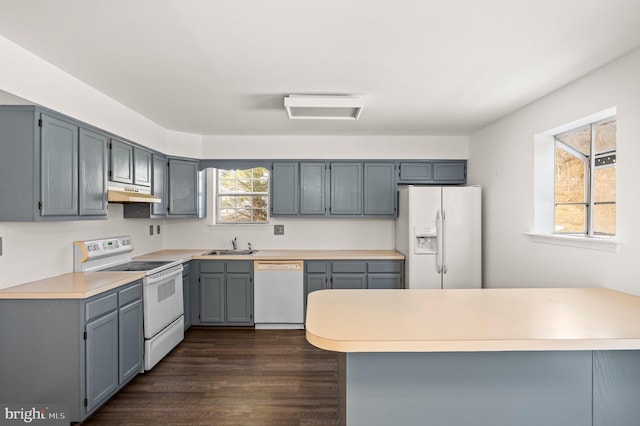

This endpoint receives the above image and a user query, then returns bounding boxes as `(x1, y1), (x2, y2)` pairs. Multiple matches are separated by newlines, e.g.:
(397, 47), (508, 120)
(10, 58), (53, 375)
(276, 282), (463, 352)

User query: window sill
(207, 223), (272, 231)
(524, 232), (620, 253)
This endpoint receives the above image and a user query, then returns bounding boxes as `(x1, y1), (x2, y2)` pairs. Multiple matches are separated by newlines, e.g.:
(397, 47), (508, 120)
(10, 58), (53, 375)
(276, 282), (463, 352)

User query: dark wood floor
(80, 328), (339, 425)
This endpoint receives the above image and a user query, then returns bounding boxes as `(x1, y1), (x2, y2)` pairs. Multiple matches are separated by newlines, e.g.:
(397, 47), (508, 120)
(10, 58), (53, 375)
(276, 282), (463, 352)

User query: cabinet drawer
(331, 261), (367, 273)
(85, 293), (118, 321)
(200, 262), (225, 273)
(226, 262), (252, 274)
(306, 261), (328, 273)
(118, 282), (142, 306)
(368, 261), (403, 274)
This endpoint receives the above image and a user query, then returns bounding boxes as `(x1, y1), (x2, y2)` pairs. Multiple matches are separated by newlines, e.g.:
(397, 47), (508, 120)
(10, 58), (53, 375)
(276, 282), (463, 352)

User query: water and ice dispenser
(414, 226), (437, 254)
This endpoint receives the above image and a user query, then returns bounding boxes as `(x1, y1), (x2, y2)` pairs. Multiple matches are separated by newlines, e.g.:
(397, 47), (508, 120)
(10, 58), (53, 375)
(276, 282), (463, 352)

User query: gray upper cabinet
(433, 161), (467, 183)
(398, 160), (467, 184)
(109, 139), (134, 184)
(40, 114), (79, 216)
(168, 157), (199, 216)
(300, 162), (327, 215)
(271, 162), (299, 215)
(151, 154), (167, 216)
(79, 128), (108, 216)
(364, 162), (397, 216)
(110, 141), (152, 187)
(133, 147), (152, 187)
(0, 106), (107, 221)
(330, 162), (363, 215)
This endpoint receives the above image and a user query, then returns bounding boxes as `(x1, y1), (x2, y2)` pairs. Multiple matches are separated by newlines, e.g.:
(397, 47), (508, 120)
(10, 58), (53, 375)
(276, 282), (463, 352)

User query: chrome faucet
(231, 237), (238, 250)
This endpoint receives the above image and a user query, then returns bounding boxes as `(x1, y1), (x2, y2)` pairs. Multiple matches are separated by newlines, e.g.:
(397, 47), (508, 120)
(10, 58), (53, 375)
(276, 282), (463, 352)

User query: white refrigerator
(395, 185), (482, 289)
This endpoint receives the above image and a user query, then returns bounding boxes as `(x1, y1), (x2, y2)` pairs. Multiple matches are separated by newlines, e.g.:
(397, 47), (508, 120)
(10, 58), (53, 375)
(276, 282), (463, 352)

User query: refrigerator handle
(442, 209), (448, 274)
(436, 209), (442, 274)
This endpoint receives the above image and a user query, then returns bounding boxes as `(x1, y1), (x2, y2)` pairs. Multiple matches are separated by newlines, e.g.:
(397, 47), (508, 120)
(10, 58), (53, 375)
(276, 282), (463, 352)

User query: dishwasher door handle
(253, 260), (304, 271)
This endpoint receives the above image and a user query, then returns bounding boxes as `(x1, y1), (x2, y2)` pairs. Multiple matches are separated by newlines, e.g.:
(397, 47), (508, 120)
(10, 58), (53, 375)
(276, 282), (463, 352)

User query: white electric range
(74, 236), (184, 370)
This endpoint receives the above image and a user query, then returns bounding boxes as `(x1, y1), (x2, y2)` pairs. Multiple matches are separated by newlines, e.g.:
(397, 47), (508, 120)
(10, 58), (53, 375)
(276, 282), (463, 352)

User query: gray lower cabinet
(304, 260), (404, 319)
(0, 280), (143, 423)
(86, 309), (118, 412)
(193, 261), (254, 326)
(168, 157), (199, 216)
(0, 106), (108, 221)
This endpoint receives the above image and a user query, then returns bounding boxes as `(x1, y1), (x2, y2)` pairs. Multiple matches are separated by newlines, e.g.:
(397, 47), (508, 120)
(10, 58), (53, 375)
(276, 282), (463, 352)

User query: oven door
(143, 265), (184, 339)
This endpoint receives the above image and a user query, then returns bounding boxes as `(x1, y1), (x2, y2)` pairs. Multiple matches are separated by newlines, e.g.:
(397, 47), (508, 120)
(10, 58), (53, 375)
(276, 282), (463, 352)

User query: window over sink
(215, 167), (269, 224)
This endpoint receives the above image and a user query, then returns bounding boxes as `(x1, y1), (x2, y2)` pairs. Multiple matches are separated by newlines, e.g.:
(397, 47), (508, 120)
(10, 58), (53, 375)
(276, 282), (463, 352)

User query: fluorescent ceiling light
(284, 95), (363, 120)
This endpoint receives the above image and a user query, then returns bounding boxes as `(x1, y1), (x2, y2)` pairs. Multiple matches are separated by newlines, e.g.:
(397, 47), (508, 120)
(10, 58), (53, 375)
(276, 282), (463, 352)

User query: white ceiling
(1, 0), (640, 136)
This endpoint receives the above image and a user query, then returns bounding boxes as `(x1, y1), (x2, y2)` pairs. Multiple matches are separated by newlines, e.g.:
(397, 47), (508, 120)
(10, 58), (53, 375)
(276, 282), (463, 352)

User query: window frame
(215, 167), (270, 225)
(529, 107), (619, 252)
(553, 117), (616, 237)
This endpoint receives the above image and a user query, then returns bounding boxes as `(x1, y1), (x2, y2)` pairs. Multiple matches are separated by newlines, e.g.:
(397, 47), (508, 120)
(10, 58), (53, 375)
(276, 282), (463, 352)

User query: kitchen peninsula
(306, 288), (640, 426)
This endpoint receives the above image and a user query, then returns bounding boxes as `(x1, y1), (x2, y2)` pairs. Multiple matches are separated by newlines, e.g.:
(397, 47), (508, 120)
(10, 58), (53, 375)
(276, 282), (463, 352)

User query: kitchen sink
(203, 249), (257, 256)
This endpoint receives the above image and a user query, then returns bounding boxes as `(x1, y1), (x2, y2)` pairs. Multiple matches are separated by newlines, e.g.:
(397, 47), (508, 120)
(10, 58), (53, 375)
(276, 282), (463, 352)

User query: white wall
(468, 48), (640, 295)
(0, 35), (470, 288)
(0, 35), (171, 289)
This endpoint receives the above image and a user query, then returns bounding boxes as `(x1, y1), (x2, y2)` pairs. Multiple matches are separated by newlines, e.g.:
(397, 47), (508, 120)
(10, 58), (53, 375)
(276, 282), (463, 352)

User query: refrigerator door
(441, 186), (482, 289)
(405, 186), (443, 289)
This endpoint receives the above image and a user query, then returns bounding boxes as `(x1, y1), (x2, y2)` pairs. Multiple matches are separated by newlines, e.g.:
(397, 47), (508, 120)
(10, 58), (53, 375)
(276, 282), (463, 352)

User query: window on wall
(216, 167), (269, 224)
(554, 118), (616, 236)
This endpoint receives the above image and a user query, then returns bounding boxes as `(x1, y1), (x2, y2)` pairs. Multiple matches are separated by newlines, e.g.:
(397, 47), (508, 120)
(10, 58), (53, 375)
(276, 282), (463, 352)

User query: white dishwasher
(253, 260), (304, 329)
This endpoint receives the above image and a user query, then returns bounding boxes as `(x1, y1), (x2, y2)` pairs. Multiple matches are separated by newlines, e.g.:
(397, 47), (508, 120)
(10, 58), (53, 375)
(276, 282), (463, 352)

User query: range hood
(107, 183), (161, 203)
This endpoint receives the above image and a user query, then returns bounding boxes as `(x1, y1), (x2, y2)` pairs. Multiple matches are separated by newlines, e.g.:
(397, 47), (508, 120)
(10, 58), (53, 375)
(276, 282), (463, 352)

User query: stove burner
(100, 261), (174, 272)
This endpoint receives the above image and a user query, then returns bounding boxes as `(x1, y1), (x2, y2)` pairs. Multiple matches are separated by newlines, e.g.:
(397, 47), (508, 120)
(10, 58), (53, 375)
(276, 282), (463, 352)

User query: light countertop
(0, 271), (145, 299)
(191, 249), (404, 261)
(305, 288), (640, 353)
(0, 249), (403, 299)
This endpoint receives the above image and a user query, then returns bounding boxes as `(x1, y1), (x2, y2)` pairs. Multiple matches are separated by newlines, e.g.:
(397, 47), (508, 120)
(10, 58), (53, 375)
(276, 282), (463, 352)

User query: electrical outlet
(149, 225), (154, 236)
(274, 224), (284, 235)
(157, 225), (161, 235)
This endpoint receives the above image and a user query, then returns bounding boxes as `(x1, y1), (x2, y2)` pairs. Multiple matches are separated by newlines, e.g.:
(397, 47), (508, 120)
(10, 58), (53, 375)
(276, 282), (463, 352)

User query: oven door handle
(146, 265), (183, 285)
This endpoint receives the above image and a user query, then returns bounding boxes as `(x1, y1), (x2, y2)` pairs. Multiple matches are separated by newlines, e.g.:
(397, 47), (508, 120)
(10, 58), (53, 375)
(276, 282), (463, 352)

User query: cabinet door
(226, 274), (253, 324)
(300, 162), (326, 215)
(367, 274), (403, 289)
(364, 162), (396, 215)
(79, 128), (108, 216)
(133, 147), (152, 187)
(168, 158), (198, 216)
(271, 162), (299, 215)
(109, 139), (133, 184)
(40, 114), (78, 216)
(330, 162), (363, 215)
(331, 274), (366, 289)
(200, 273), (225, 323)
(85, 310), (118, 413)
(152, 155), (167, 216)
(118, 299), (143, 384)
(433, 161), (466, 183)
(399, 162), (433, 183)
